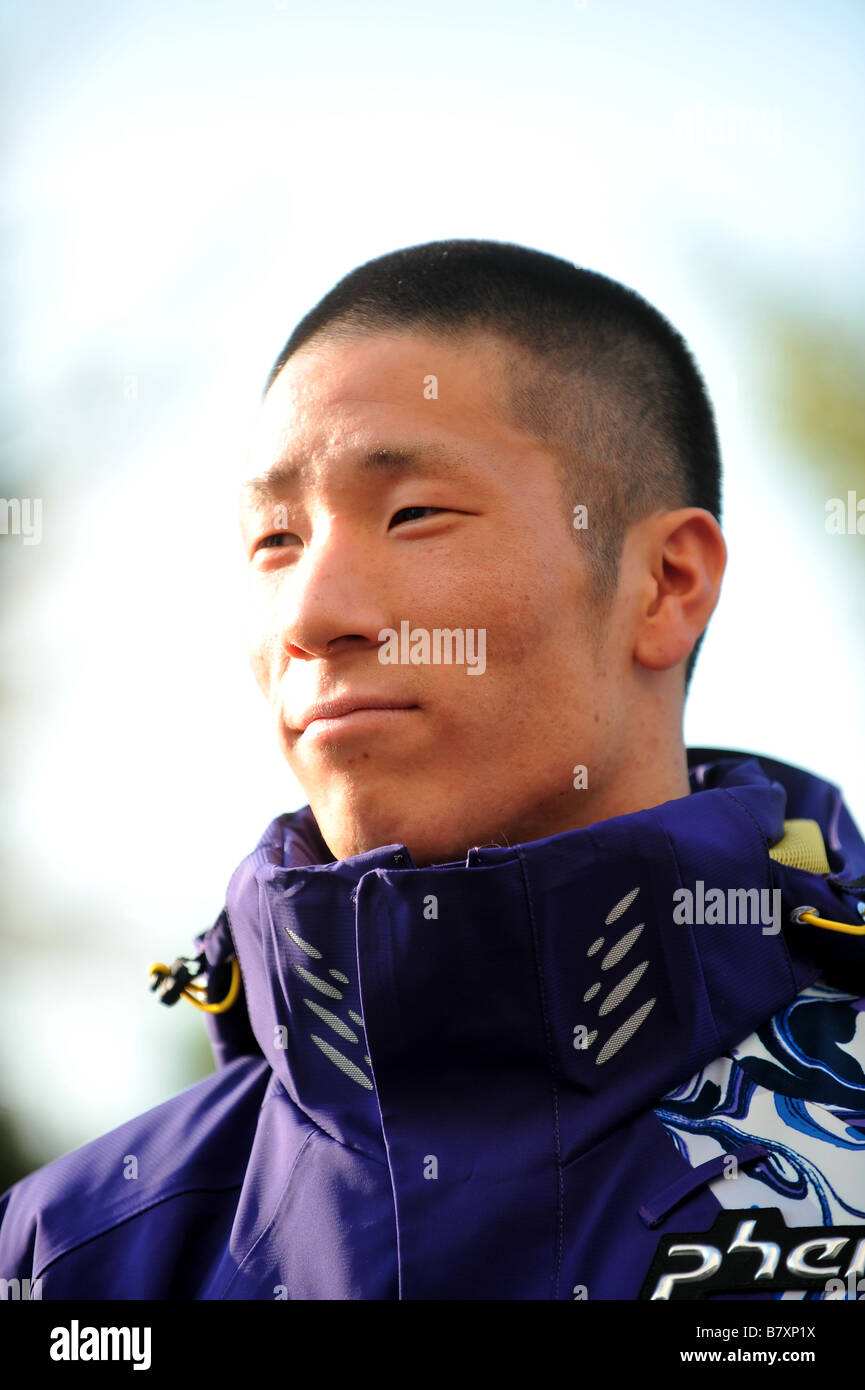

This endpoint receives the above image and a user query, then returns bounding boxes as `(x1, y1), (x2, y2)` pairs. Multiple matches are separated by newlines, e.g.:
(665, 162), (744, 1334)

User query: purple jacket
(2, 747), (865, 1300)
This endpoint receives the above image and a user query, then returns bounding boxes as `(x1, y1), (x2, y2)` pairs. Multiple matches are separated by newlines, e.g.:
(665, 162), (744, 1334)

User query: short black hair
(264, 239), (723, 689)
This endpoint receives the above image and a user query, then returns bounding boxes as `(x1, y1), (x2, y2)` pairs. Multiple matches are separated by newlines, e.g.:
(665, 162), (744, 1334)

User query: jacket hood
(195, 748), (865, 1168)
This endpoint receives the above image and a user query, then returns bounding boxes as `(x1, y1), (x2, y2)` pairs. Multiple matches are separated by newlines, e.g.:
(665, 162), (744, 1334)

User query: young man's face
(240, 329), (627, 866)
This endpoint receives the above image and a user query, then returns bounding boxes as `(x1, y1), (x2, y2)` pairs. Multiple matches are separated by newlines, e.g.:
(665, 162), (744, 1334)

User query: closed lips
(295, 698), (419, 731)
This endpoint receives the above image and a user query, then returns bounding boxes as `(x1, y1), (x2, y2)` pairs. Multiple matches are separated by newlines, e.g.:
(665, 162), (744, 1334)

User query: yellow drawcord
(797, 910), (865, 937)
(149, 957), (242, 1013)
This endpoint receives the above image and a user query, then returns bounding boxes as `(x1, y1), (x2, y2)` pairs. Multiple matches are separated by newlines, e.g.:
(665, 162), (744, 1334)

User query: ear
(632, 509), (727, 672)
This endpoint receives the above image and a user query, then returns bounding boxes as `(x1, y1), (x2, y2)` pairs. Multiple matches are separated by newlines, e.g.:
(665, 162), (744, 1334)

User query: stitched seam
(639, 1142), (770, 1227)
(514, 846), (564, 1301)
(223, 900), (255, 1010)
(720, 788), (798, 997)
(657, 820), (723, 1059)
(219, 1129), (317, 1299)
(269, 1076), (389, 1167)
(32, 1183), (247, 1281)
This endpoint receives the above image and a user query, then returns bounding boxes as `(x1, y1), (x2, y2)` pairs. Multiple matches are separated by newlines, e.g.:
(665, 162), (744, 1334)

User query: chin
(314, 799), (464, 867)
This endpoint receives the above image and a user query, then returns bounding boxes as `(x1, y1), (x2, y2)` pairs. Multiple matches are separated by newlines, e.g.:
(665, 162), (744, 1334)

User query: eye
(389, 506), (443, 528)
(253, 532), (300, 553)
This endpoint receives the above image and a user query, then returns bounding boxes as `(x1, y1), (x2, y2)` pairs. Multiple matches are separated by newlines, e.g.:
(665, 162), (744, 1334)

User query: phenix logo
(672, 882), (781, 935)
(640, 1209), (865, 1300)
(49, 1320), (152, 1371)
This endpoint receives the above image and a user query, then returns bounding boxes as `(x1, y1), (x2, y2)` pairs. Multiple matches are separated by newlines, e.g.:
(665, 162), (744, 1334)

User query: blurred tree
(764, 308), (865, 523)
(0, 1104), (50, 1192)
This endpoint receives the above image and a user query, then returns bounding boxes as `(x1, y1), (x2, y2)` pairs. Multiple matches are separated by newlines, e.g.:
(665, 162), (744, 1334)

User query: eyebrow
(241, 445), (468, 505)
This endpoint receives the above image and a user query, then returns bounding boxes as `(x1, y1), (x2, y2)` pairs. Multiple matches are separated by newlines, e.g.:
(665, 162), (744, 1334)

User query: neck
(496, 716), (691, 852)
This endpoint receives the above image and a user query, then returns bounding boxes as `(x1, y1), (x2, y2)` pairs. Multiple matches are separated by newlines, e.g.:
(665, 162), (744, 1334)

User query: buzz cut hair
(263, 239), (723, 689)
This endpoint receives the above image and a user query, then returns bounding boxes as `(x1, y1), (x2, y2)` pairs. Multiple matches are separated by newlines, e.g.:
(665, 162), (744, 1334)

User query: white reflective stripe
(286, 928), (322, 959)
(605, 886), (640, 925)
(310, 1035), (374, 1090)
(302, 997), (359, 1044)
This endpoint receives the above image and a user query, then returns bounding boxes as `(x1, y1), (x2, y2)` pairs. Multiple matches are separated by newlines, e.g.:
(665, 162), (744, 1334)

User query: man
(2, 240), (864, 1300)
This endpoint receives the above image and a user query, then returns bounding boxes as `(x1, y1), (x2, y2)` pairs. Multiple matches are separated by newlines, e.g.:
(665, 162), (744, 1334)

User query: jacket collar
(201, 749), (865, 1160)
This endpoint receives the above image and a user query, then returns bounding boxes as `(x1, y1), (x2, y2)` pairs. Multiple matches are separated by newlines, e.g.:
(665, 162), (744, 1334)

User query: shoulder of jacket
(0, 1055), (271, 1281)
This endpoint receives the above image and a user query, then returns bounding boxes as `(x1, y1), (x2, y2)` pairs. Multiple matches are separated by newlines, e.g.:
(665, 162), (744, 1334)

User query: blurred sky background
(1, 0), (864, 1180)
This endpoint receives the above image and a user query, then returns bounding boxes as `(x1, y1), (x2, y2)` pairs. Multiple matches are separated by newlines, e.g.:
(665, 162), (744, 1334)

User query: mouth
(294, 695), (421, 736)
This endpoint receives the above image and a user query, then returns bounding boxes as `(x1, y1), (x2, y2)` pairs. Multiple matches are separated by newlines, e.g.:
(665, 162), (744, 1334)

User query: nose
(276, 520), (393, 662)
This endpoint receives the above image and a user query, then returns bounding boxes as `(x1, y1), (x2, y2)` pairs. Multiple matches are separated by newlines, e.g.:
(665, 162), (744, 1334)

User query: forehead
(242, 329), (531, 492)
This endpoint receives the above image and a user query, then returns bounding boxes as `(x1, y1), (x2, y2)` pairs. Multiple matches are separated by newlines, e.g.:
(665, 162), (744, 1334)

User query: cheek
(250, 655), (270, 699)
(441, 535), (551, 622)
(246, 649), (270, 703)
(245, 612), (279, 697)
(477, 554), (587, 670)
